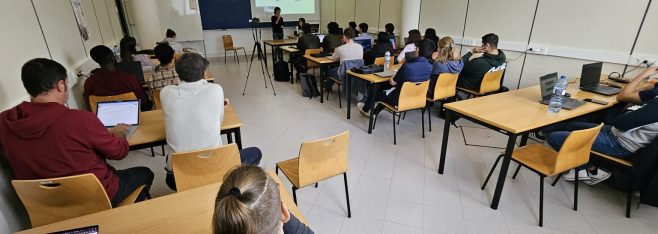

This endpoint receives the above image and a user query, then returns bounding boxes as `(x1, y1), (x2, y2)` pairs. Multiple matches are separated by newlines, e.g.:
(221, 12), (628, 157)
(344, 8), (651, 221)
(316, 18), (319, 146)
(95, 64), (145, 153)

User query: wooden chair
(481, 124), (603, 227)
(373, 80), (430, 145)
(172, 144), (242, 192)
(276, 131), (351, 218)
(88, 92), (137, 113)
(374, 57), (394, 67)
(304, 48), (323, 76)
(590, 151), (634, 218)
(222, 35), (247, 64)
(426, 73), (459, 132)
(12, 174), (144, 227)
(152, 89), (162, 110)
(457, 66), (505, 99)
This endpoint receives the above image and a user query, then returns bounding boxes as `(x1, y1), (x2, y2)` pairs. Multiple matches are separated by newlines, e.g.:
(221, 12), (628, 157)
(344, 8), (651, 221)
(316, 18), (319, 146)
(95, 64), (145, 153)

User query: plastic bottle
(384, 51), (391, 71)
(548, 75), (568, 113)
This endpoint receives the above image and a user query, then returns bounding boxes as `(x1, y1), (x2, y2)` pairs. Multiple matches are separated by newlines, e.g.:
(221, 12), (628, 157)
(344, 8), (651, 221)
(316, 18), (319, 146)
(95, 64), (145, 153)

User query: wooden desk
(280, 46), (300, 84)
(17, 170), (307, 234)
(128, 105), (243, 151)
(263, 39), (298, 66)
(346, 64), (402, 127)
(438, 82), (620, 210)
(304, 55), (339, 103)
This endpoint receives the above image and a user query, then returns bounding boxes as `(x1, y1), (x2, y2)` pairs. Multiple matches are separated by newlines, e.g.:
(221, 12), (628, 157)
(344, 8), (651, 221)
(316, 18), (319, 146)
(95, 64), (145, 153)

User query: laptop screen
(354, 39), (372, 50)
(96, 100), (140, 127)
(317, 34), (325, 42)
(580, 62), (603, 88)
(540, 73), (559, 99)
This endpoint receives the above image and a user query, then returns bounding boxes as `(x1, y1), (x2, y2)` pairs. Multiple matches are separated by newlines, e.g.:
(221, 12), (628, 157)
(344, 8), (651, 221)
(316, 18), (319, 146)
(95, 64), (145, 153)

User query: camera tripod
(242, 20), (276, 96)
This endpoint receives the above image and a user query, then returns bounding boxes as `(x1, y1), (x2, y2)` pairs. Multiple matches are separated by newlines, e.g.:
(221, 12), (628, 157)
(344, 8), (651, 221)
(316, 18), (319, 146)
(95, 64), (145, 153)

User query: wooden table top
(443, 82), (620, 134)
(263, 39), (298, 46)
(303, 54), (337, 64)
(17, 170), (307, 234)
(128, 105), (242, 146)
(280, 46), (299, 53)
(347, 64), (402, 83)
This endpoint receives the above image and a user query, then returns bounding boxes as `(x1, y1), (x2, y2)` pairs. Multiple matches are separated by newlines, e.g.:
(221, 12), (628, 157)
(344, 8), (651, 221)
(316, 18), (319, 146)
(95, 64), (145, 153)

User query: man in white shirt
(160, 53), (261, 190)
(326, 28), (364, 91)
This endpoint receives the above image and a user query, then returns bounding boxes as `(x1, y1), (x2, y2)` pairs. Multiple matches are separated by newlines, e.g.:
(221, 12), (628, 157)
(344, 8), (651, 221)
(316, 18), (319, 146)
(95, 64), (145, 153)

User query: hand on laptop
(110, 124), (130, 138)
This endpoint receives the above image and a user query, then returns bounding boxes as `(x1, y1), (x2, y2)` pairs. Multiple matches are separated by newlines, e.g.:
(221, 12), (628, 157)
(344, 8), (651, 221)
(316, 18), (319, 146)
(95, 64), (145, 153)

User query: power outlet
(629, 55), (658, 67)
(527, 45), (548, 55)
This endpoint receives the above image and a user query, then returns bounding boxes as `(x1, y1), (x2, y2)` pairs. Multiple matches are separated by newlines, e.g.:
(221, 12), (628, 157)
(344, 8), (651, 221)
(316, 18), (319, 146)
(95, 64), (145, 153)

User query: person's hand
(110, 124), (130, 137)
(638, 81), (656, 91)
(469, 52), (484, 61)
(389, 79), (397, 86)
(639, 66), (658, 78)
(224, 98), (230, 107)
(471, 47), (484, 54)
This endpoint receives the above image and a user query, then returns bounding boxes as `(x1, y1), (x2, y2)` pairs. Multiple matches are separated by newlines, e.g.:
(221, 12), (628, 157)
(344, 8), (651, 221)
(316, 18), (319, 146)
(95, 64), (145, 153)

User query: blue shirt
(393, 56), (433, 89)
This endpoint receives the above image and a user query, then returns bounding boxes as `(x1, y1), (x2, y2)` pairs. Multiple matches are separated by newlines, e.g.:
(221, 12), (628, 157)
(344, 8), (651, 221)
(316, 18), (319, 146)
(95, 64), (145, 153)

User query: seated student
(424, 28), (440, 52)
(294, 23), (321, 74)
(349, 21), (358, 36)
(213, 165), (313, 234)
(364, 32), (395, 65)
(385, 23), (396, 49)
(397, 29), (422, 63)
(359, 40), (434, 115)
(326, 28), (364, 91)
(296, 18), (306, 35)
(160, 53), (262, 191)
(354, 23), (374, 45)
(146, 43), (180, 91)
(0, 58), (153, 207)
(85, 45), (152, 111)
(457, 33), (506, 90)
(542, 66), (658, 185)
(120, 36), (155, 68)
(161, 29), (183, 54)
(429, 36), (464, 97)
(321, 22), (343, 53)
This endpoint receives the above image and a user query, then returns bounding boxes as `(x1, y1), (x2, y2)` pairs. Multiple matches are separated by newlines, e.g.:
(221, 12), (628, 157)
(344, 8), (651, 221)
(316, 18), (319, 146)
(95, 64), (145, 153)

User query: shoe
(584, 169), (611, 185)
(357, 102), (370, 117)
(562, 169), (590, 182)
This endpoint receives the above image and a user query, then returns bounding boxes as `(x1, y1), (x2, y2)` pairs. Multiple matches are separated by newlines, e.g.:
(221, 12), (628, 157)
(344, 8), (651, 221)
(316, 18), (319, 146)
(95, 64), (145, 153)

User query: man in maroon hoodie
(84, 45), (152, 111)
(0, 58), (153, 207)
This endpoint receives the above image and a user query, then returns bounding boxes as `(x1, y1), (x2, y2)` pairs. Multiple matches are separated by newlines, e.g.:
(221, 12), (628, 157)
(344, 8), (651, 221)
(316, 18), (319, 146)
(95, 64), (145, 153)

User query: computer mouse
(564, 93), (571, 98)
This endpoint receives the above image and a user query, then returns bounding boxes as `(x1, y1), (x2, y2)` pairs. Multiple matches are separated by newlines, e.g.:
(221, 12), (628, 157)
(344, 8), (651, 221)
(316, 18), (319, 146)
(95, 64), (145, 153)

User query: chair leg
(315, 183), (318, 188)
(373, 108), (380, 129)
(338, 84), (342, 109)
(243, 48), (248, 63)
(292, 186), (298, 204)
(551, 173), (561, 186)
(512, 164), (522, 179)
(224, 51), (227, 64)
(392, 112), (397, 145)
(150, 147), (155, 157)
(539, 175), (545, 227)
(627, 173), (633, 218)
(574, 168), (579, 211)
(235, 51), (239, 64)
(482, 154), (504, 189)
(343, 173), (352, 218)
(428, 105), (432, 132)
(421, 108), (425, 138)
(397, 112), (403, 125)
(161, 145), (165, 156)
(275, 165), (279, 175)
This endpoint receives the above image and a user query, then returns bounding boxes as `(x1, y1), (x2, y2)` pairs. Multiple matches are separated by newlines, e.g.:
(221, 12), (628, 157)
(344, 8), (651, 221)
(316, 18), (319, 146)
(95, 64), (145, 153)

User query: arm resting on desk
(618, 67), (658, 104)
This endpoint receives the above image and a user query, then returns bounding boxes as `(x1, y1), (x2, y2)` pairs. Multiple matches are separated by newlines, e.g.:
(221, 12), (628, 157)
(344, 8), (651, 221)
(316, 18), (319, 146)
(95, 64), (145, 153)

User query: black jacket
(297, 34), (321, 55)
(364, 43), (394, 65)
(322, 34), (343, 53)
(632, 138), (658, 206)
(458, 50), (506, 90)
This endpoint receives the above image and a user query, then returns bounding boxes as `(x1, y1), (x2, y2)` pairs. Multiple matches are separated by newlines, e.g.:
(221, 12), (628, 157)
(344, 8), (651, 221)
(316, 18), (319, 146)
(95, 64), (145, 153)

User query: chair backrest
(553, 123), (604, 174)
(374, 57), (394, 67)
(298, 131), (350, 187)
(397, 80), (430, 112)
(305, 48), (323, 56)
(431, 73), (459, 100)
(12, 174), (112, 227)
(88, 92), (138, 113)
(152, 89), (162, 110)
(478, 68), (505, 94)
(172, 144), (242, 192)
(222, 35), (235, 49)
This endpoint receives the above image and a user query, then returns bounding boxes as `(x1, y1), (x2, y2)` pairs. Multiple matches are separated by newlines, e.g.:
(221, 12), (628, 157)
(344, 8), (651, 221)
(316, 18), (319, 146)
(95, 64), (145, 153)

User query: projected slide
(255, 0), (315, 14)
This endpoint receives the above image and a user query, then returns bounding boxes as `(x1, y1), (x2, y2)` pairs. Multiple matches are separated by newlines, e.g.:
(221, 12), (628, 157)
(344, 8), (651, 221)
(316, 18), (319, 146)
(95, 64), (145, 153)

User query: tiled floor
(108, 58), (658, 233)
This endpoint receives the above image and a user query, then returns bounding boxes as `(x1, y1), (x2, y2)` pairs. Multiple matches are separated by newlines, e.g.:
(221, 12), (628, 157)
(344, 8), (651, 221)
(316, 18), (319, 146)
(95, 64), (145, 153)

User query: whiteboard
(419, 0), (467, 38)
(157, 0), (204, 41)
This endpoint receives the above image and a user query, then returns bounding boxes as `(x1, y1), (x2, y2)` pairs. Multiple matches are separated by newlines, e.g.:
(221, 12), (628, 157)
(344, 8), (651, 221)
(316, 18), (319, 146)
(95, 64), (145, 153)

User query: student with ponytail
(429, 36), (463, 97)
(213, 165), (313, 234)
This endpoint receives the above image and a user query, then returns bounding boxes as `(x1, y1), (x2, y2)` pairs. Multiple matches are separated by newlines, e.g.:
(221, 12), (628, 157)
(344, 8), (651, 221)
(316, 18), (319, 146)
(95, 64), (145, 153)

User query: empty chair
(12, 174), (143, 227)
(276, 131), (351, 218)
(481, 123), (603, 227)
(457, 66), (505, 99)
(88, 92), (137, 113)
(373, 80), (430, 145)
(426, 73), (459, 131)
(222, 35), (247, 64)
(172, 143), (241, 192)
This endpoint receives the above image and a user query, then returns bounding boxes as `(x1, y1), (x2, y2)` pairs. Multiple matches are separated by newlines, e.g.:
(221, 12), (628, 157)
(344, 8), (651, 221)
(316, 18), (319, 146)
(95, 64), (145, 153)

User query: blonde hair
(213, 165), (281, 234)
(435, 37), (460, 63)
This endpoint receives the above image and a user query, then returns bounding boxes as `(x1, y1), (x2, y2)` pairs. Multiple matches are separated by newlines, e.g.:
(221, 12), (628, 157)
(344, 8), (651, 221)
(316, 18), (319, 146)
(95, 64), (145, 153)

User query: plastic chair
(373, 80), (430, 145)
(222, 35), (247, 64)
(457, 66), (506, 98)
(426, 73), (459, 132)
(171, 144), (242, 192)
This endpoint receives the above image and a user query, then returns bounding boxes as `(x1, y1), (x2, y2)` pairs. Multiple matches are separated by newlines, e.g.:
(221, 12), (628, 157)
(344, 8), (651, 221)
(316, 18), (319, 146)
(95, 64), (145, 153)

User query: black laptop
(579, 62), (621, 96)
(539, 73), (585, 110)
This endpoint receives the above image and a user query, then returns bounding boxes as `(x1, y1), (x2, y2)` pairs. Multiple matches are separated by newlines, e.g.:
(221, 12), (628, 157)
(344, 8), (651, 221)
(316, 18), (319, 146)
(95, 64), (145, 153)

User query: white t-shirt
(161, 79), (224, 171)
(397, 43), (417, 62)
(331, 42), (364, 61)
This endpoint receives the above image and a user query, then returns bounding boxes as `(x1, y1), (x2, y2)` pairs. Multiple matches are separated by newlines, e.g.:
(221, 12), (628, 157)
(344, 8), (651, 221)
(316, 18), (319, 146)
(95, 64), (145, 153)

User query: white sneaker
(562, 169), (590, 182)
(357, 102), (370, 117)
(584, 169), (611, 186)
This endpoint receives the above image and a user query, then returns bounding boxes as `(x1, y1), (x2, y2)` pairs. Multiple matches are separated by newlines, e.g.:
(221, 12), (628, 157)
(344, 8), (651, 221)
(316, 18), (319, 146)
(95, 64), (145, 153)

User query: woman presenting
(271, 7), (284, 60)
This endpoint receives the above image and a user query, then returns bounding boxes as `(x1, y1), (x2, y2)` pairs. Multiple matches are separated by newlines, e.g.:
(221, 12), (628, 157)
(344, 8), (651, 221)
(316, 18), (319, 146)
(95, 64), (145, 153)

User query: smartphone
(584, 98), (608, 105)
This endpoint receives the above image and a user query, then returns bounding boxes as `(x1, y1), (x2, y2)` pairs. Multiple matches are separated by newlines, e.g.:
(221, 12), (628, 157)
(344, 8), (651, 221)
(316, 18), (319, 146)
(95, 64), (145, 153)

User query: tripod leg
(242, 42), (260, 95)
(257, 44), (277, 95)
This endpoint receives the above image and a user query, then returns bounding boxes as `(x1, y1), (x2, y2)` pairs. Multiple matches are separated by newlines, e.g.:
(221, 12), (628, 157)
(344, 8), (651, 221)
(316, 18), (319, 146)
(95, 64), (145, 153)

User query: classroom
(1, 0), (658, 233)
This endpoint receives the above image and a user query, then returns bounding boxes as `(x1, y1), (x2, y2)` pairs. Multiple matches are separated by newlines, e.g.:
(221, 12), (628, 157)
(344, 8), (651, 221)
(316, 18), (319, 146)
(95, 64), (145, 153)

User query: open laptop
(96, 100), (140, 136)
(579, 62), (621, 96)
(539, 73), (585, 110)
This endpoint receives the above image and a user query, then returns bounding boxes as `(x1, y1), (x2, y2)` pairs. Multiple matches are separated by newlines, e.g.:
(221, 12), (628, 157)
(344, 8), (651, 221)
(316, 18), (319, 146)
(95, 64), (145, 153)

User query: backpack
(274, 61), (290, 82)
(299, 73), (319, 98)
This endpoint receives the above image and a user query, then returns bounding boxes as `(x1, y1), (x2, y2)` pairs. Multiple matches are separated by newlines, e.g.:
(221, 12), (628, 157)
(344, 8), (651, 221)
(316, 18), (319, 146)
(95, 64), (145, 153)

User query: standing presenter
(271, 7), (284, 60)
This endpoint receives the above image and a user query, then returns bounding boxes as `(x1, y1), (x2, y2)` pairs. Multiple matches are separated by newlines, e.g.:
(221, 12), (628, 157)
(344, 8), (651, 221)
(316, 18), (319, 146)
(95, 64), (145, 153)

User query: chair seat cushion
(277, 158), (301, 187)
(512, 144), (562, 177)
(592, 151), (632, 167)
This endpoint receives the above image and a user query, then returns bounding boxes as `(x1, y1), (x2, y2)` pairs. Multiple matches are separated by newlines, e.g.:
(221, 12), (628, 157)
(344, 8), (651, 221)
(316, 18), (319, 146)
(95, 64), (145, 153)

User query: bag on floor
(300, 73), (319, 98)
(274, 61), (290, 82)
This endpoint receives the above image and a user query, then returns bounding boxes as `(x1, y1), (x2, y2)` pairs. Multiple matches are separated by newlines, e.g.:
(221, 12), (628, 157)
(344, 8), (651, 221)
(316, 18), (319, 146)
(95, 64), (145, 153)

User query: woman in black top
(271, 7), (284, 60)
(424, 28), (439, 52)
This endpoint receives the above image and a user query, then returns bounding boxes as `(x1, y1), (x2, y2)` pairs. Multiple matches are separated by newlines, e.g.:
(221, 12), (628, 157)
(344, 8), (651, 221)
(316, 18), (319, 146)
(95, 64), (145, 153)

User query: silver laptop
(375, 70), (396, 78)
(96, 100), (140, 136)
(539, 73), (585, 110)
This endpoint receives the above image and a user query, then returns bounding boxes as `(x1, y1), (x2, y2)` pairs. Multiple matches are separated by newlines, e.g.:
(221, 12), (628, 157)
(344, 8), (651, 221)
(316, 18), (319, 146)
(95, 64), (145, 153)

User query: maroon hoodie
(0, 102), (129, 198)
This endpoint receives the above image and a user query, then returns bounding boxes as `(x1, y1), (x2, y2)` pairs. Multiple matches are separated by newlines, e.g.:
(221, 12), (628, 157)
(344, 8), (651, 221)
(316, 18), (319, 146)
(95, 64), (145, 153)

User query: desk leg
(347, 73), (352, 119)
(235, 128), (243, 150)
(491, 134), (518, 209)
(319, 64), (325, 103)
(438, 110), (452, 174)
(271, 45), (276, 64)
(263, 44), (267, 63)
(227, 133), (234, 144)
(520, 133), (529, 146)
(289, 53), (295, 84)
(367, 83), (378, 134)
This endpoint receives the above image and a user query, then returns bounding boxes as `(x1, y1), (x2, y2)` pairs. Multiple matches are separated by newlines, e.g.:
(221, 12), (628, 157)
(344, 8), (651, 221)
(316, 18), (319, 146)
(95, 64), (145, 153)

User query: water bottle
(548, 75), (568, 113)
(384, 51), (391, 71)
